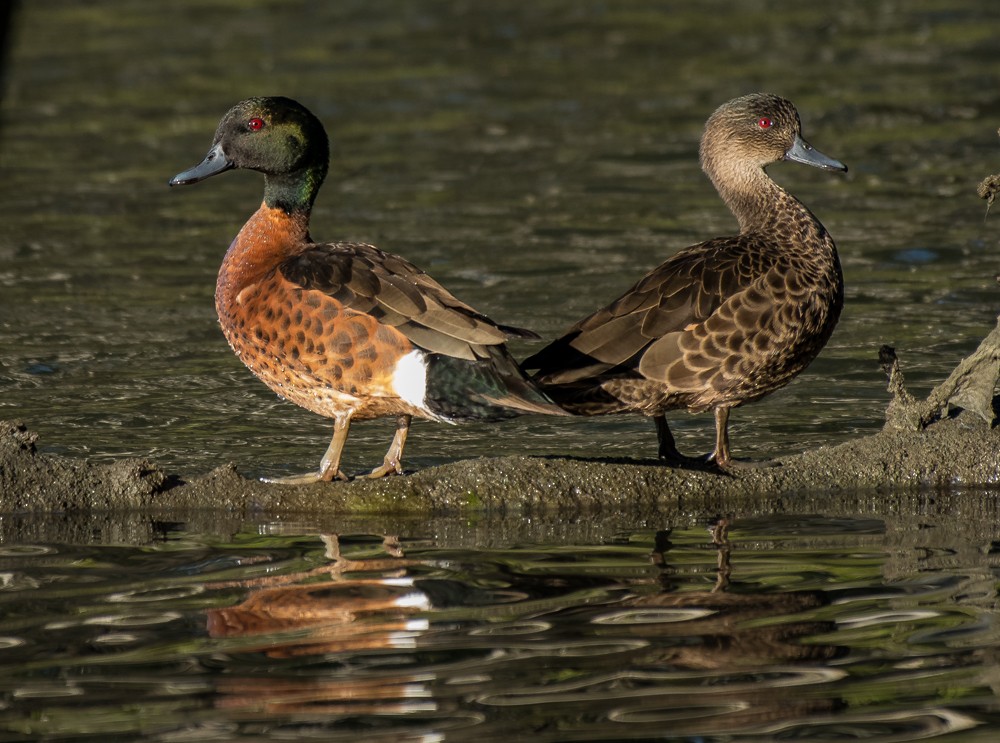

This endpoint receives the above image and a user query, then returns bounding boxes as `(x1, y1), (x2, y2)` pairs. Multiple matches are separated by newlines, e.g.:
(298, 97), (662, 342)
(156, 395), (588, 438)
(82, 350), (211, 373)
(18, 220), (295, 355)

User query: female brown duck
(524, 93), (847, 469)
(169, 97), (564, 483)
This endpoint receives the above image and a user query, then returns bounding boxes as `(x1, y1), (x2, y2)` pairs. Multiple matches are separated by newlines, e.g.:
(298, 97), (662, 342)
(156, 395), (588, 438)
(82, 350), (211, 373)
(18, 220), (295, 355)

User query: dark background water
(1, 0), (999, 478)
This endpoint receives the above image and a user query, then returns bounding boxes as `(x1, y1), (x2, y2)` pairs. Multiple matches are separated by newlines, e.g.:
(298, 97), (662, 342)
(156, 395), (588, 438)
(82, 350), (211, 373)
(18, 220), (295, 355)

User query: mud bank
(2, 404), (997, 516)
(3, 317), (998, 515)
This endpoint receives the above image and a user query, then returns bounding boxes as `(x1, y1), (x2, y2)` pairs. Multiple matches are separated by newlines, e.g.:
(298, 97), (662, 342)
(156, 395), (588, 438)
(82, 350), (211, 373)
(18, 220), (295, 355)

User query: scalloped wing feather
(280, 242), (526, 360)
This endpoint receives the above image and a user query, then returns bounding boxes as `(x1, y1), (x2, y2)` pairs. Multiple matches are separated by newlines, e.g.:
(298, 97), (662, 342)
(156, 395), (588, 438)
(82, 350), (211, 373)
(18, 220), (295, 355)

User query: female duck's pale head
(169, 96), (330, 212)
(699, 93), (846, 177)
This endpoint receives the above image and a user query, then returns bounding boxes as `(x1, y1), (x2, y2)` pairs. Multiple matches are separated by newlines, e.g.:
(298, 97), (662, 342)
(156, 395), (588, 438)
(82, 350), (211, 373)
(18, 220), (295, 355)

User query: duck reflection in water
(633, 522), (845, 670)
(206, 535), (428, 658)
(206, 534), (440, 716)
(467, 522), (849, 738)
(203, 525), (849, 734)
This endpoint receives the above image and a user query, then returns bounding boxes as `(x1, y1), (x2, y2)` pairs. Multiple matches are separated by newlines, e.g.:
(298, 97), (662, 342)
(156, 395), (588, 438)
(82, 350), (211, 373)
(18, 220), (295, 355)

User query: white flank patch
(391, 349), (430, 411)
(396, 592), (432, 611)
(382, 577), (416, 587)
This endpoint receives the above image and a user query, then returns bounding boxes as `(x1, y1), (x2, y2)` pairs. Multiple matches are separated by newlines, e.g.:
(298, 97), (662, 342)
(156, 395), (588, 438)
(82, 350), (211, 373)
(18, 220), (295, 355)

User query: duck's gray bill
(784, 134), (847, 172)
(169, 142), (234, 186)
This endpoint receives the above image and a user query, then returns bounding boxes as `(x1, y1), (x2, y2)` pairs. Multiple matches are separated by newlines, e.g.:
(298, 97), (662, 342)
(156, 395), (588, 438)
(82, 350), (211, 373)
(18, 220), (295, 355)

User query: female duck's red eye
(247, 117), (265, 131)
(758, 117), (774, 129)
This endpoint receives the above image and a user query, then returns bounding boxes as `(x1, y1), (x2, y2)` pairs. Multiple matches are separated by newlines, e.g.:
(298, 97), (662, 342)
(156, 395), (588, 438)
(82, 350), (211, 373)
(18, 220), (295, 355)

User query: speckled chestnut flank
(170, 97), (564, 483)
(524, 94), (847, 469)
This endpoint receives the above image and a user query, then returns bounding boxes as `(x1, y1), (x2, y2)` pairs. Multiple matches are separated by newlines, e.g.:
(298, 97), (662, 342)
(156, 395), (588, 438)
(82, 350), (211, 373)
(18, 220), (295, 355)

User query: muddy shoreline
(2, 404), (998, 516)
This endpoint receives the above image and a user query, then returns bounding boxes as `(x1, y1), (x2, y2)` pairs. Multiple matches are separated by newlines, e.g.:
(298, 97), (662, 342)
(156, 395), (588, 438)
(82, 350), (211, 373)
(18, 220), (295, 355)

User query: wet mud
(3, 329), (998, 516)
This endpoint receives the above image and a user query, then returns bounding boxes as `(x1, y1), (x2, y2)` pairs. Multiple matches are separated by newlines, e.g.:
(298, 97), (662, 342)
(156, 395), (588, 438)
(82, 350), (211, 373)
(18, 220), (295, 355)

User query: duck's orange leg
(710, 407), (779, 471)
(317, 418), (352, 481)
(367, 414), (410, 479)
(264, 416), (351, 484)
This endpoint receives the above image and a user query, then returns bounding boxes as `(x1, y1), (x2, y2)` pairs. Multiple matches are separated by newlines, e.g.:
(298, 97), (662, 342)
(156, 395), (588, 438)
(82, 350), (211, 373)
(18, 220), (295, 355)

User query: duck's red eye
(758, 117), (774, 129)
(247, 117), (265, 131)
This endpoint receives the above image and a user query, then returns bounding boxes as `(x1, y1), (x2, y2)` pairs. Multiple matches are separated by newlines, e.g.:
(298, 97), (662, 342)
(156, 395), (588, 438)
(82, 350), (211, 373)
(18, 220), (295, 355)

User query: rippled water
(2, 503), (1000, 742)
(1, 0), (999, 477)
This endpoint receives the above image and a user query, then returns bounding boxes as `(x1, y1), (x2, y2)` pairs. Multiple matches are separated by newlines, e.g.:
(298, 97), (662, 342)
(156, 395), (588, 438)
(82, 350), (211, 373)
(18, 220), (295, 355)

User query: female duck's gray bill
(168, 142), (235, 186)
(784, 134), (847, 172)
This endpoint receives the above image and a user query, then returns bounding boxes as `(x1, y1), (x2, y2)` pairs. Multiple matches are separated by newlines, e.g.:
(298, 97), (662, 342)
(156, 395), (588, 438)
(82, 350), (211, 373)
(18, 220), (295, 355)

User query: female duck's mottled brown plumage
(524, 94), (847, 468)
(169, 96), (564, 483)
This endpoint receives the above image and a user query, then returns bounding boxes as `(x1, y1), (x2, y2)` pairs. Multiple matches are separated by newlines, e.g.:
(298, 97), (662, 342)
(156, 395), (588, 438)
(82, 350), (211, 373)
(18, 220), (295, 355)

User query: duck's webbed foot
(265, 417), (353, 484)
(366, 414), (410, 479)
(262, 468), (350, 485)
(704, 455), (779, 474)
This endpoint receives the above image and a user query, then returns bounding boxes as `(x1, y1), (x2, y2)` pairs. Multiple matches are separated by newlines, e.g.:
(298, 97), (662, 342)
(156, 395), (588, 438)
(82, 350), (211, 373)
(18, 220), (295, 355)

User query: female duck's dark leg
(654, 415), (685, 462)
(368, 414), (411, 478)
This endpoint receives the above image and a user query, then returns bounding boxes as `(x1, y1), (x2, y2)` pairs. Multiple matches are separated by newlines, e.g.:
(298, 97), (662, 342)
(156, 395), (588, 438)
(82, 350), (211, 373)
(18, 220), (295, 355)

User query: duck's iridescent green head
(169, 96), (330, 213)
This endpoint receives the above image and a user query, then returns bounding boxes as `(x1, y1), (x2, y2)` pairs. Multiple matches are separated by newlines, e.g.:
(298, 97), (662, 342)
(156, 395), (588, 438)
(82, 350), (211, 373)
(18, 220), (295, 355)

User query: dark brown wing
(280, 242), (536, 361)
(525, 234), (787, 384)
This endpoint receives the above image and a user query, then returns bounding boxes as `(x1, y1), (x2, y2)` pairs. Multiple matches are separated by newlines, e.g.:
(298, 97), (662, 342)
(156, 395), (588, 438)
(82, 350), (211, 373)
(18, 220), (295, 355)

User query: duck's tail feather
(425, 349), (570, 422)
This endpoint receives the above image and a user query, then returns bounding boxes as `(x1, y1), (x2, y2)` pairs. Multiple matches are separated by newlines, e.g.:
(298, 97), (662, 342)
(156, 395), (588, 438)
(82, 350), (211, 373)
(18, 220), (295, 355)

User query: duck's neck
(239, 202), (311, 253)
(216, 151), (329, 312)
(702, 154), (826, 240)
(222, 161), (326, 277)
(262, 161), (325, 216)
(217, 202), (311, 303)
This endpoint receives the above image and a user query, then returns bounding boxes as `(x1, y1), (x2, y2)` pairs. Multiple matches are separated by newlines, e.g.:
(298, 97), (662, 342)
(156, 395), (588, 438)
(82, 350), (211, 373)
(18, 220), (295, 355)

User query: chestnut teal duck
(169, 96), (565, 483)
(524, 93), (847, 469)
